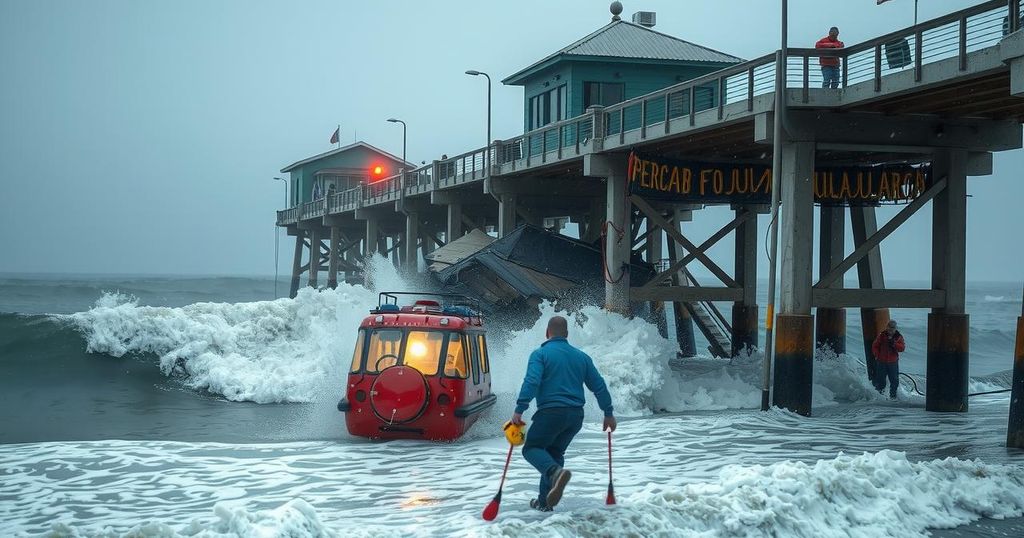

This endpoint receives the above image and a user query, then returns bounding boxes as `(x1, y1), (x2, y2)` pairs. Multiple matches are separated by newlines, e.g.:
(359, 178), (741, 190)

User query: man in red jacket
(815, 27), (844, 88)
(871, 320), (906, 399)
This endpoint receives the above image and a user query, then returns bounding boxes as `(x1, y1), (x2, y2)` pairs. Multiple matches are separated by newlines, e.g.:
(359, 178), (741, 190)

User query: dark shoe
(545, 467), (572, 508)
(529, 498), (552, 512)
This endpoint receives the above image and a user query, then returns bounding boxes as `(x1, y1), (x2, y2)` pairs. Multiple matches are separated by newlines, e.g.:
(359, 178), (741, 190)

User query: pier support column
(604, 166), (630, 315)
(927, 149), (969, 412)
(646, 227), (668, 338)
(308, 228), (321, 289)
(851, 206), (889, 384)
(498, 194), (517, 238)
(327, 226), (340, 289)
(668, 208), (696, 357)
(772, 140), (816, 416)
(1007, 314), (1024, 448)
(404, 212), (420, 273)
(815, 205), (846, 355)
(733, 206), (759, 356)
(289, 233), (304, 298)
(447, 203), (463, 243)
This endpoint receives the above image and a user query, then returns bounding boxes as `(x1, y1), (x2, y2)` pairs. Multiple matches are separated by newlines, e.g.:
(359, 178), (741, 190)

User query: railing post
(914, 30), (923, 82)
(558, 124), (564, 158)
(541, 129), (547, 163)
(525, 134), (532, 167)
(802, 55), (809, 102)
(688, 87), (696, 126)
(665, 92), (672, 133)
(587, 104), (605, 152)
(640, 100), (647, 139)
(1012, 0), (1022, 33)
(959, 16), (968, 71)
(747, 67), (755, 110)
(718, 76), (726, 119)
(431, 160), (440, 190)
(619, 107), (626, 144)
(874, 44), (882, 92)
(842, 53), (848, 88)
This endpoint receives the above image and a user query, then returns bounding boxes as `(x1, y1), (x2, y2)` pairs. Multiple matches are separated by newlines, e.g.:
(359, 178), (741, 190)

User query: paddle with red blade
(606, 431), (616, 505)
(482, 443), (514, 521)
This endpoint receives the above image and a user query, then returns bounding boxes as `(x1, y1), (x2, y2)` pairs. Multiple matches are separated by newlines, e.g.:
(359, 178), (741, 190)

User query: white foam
(65, 257), (404, 404)
(35, 450), (1024, 537)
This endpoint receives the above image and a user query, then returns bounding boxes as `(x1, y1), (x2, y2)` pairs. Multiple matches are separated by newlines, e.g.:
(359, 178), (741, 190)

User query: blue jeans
(874, 362), (899, 398)
(821, 66), (840, 88)
(522, 407), (584, 506)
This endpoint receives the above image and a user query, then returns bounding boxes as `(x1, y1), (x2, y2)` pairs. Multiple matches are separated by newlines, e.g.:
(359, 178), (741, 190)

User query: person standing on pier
(872, 320), (906, 399)
(510, 315), (616, 512)
(816, 26), (845, 89)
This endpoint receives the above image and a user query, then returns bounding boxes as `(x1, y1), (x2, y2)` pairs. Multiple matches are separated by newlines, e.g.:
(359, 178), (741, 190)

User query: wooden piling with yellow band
(772, 314), (814, 417)
(926, 313), (970, 412)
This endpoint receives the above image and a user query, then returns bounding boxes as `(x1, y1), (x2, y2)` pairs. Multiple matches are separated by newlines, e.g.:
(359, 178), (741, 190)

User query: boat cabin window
(365, 329), (404, 373)
(468, 335), (481, 384)
(477, 334), (490, 374)
(444, 334), (468, 379)
(404, 331), (443, 376)
(350, 330), (366, 373)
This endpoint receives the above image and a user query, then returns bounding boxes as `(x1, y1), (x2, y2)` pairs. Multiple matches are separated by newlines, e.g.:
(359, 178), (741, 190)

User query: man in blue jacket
(510, 315), (616, 512)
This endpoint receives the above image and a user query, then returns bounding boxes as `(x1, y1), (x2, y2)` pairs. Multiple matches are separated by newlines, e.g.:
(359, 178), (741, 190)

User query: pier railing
(495, 113), (595, 171)
(435, 147), (490, 189)
(598, 0), (1016, 142)
(277, 0), (1020, 225)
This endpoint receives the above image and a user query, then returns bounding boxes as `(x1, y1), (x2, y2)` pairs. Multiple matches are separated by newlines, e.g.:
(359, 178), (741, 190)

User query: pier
(276, 1), (1024, 417)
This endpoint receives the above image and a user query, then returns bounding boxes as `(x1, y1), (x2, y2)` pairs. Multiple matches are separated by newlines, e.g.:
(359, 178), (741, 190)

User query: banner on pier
(626, 151), (933, 206)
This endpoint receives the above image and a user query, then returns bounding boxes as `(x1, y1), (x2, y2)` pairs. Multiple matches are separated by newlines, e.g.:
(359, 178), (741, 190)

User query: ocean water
(0, 261), (1022, 537)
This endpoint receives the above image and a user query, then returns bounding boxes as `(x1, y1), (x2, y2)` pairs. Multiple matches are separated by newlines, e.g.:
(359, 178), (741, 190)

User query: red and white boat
(337, 293), (496, 441)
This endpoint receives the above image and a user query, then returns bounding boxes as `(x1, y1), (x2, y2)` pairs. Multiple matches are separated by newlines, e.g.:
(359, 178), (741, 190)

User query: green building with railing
(502, 10), (742, 134)
(281, 141), (410, 206)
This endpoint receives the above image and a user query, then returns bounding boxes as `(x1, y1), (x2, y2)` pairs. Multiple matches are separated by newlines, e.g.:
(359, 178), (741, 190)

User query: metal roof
(280, 141), (412, 173)
(504, 20), (744, 84)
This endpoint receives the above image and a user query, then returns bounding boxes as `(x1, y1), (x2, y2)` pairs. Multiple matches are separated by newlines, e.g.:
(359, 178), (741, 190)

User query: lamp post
(272, 177), (288, 299)
(386, 118), (407, 164)
(465, 70), (491, 170)
(762, 0), (788, 411)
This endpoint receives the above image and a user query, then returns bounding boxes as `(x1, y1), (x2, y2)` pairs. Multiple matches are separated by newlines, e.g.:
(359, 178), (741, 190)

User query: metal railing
(276, 206), (301, 225)
(275, 0), (1019, 224)
(436, 146), (490, 189)
(496, 113), (595, 170)
(328, 187), (362, 213)
(598, 0), (1016, 141)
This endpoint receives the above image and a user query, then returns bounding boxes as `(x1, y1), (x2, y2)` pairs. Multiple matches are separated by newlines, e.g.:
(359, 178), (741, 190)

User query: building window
(583, 82), (625, 109)
(529, 84), (567, 130)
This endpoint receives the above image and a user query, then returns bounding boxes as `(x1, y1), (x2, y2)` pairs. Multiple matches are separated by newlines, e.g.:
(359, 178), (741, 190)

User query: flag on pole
(876, 0), (894, 4)
(329, 127), (340, 145)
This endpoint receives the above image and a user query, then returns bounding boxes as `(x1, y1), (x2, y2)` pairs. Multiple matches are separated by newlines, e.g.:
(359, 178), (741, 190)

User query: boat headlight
(439, 317), (449, 326)
(375, 315), (384, 323)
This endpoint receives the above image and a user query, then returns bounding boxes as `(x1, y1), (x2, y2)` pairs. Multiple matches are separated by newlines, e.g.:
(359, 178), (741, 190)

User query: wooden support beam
(812, 288), (945, 309)
(631, 286), (744, 302)
(634, 205), (749, 288)
(815, 176), (947, 289)
(631, 195), (738, 288)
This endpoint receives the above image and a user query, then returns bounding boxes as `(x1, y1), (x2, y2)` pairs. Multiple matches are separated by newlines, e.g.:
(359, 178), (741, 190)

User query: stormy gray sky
(1, 0), (1020, 282)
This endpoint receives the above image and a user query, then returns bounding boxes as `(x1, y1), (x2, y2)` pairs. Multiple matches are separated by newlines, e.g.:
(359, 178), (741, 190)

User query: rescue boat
(337, 292), (496, 441)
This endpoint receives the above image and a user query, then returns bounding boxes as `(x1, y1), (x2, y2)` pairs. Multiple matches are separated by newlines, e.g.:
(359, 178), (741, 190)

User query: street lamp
(386, 118), (407, 164)
(465, 70), (491, 170)
(272, 177), (288, 299)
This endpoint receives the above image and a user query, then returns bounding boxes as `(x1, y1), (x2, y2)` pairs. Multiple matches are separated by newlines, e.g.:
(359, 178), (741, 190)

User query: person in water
(872, 319), (906, 400)
(510, 315), (616, 511)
